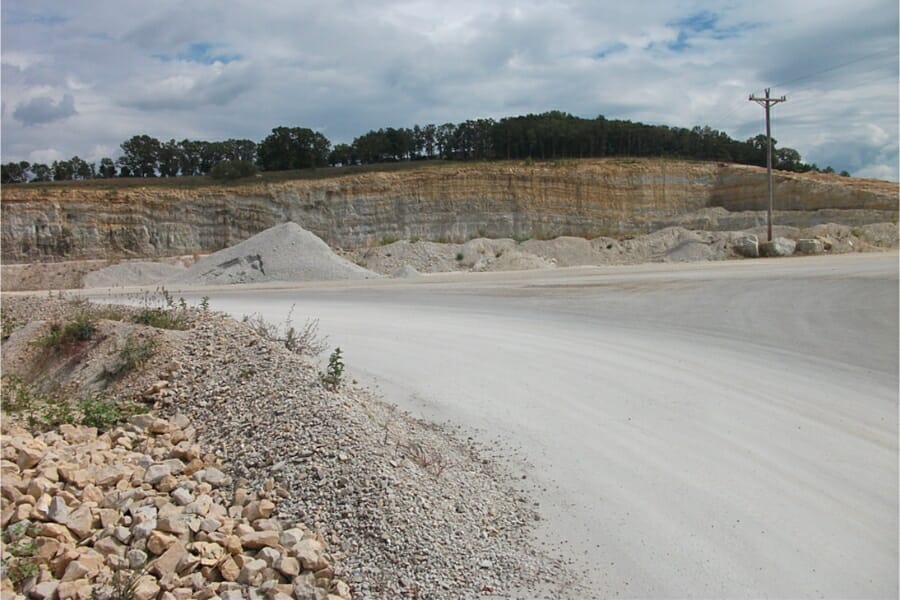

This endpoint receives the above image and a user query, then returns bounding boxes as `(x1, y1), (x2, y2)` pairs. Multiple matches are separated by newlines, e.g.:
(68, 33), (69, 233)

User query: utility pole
(749, 88), (786, 241)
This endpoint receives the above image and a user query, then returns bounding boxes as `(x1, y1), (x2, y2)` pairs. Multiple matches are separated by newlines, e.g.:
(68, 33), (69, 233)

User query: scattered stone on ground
(1, 296), (576, 599)
(165, 222), (378, 286)
(732, 235), (760, 258)
(4, 222), (896, 291)
(0, 414), (351, 600)
(349, 223), (896, 276)
(795, 239), (825, 255)
(759, 237), (797, 258)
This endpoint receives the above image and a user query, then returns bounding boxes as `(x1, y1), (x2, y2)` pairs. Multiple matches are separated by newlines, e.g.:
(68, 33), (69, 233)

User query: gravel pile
(167, 223), (378, 286)
(1, 296), (574, 599)
(163, 313), (571, 598)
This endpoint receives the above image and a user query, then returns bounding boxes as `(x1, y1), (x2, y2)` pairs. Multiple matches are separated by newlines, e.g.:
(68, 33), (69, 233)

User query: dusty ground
(83, 252), (899, 599)
(1, 296), (575, 599)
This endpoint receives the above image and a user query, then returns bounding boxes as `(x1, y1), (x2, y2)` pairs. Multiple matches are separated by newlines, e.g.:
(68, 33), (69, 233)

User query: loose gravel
(1, 296), (578, 599)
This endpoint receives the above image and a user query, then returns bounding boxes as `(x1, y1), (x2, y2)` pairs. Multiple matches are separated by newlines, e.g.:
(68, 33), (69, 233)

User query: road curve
(165, 253), (899, 598)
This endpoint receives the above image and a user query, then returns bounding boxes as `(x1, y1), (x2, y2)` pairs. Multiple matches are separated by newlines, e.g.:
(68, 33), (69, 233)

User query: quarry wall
(1, 159), (896, 262)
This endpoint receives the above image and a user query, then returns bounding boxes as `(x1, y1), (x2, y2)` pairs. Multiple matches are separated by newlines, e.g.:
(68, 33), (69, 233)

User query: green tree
(98, 158), (117, 178)
(52, 160), (74, 181)
(257, 127), (331, 171)
(30, 163), (52, 182)
(69, 156), (92, 179)
(209, 159), (258, 180)
(775, 147), (802, 171)
(223, 139), (257, 163)
(328, 143), (354, 166)
(158, 139), (181, 177)
(1, 161), (30, 183)
(119, 134), (161, 177)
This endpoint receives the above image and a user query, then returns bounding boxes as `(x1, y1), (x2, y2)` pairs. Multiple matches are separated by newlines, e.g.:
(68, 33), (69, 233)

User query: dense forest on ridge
(1, 110), (844, 184)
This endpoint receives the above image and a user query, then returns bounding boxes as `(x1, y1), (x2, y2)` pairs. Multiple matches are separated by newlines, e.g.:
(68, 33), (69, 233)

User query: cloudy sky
(2, 0), (898, 179)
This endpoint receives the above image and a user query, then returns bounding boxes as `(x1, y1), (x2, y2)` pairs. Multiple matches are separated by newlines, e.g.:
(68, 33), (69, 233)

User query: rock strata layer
(2, 160), (896, 263)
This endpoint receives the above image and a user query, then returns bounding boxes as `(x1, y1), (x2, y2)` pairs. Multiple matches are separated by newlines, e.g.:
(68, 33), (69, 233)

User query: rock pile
(166, 223), (377, 286)
(1, 296), (573, 599)
(1, 414), (351, 600)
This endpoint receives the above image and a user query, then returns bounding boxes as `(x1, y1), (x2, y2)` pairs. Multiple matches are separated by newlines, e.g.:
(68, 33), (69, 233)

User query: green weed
(131, 307), (187, 330)
(79, 396), (146, 431)
(321, 347), (345, 390)
(36, 311), (97, 351)
(98, 335), (158, 384)
(1, 376), (146, 432)
(1, 521), (41, 591)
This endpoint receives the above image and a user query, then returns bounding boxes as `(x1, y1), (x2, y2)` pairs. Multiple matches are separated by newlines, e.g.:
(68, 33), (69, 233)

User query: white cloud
(0, 0), (896, 179)
(27, 148), (64, 164)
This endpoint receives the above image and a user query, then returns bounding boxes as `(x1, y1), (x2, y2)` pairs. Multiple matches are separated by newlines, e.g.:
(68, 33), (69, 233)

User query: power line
(769, 47), (898, 90)
(703, 47), (896, 131)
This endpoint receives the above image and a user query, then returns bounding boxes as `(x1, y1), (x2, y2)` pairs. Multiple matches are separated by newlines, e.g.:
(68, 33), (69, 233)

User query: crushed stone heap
(167, 222), (378, 286)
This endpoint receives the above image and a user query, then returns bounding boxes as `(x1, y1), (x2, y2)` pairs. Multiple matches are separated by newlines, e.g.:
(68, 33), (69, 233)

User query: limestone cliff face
(1, 159), (896, 262)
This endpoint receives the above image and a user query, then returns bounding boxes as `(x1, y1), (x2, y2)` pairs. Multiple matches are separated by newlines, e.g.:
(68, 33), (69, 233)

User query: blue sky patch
(664, 10), (760, 51)
(155, 42), (242, 65)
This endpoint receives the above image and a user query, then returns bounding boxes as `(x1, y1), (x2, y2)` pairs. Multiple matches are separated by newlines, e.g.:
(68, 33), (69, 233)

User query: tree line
(1, 110), (846, 184)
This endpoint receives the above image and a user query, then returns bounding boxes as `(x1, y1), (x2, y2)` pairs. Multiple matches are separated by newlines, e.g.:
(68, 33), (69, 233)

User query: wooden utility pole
(749, 88), (786, 241)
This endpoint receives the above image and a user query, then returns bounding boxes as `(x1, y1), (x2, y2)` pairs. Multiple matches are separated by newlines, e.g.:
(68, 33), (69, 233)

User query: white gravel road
(105, 252), (898, 598)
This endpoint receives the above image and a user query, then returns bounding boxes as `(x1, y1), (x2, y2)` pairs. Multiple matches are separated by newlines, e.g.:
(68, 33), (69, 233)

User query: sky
(1, 0), (898, 180)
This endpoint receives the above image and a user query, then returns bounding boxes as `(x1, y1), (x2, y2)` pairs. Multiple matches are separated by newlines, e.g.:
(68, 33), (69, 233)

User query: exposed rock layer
(2, 160), (896, 263)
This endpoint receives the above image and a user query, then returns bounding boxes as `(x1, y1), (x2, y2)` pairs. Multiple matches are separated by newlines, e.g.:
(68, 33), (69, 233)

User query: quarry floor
(88, 252), (899, 598)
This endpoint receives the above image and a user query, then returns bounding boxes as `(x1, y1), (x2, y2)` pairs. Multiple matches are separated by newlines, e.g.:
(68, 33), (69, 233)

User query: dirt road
(97, 252), (898, 598)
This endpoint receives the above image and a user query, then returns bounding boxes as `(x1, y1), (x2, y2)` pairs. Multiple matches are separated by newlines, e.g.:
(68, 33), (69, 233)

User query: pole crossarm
(749, 91), (787, 106)
(748, 88), (787, 242)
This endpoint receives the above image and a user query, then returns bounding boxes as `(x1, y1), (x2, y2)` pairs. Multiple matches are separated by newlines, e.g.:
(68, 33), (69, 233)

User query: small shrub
(98, 335), (158, 384)
(2, 376), (37, 413)
(209, 160), (259, 181)
(131, 308), (187, 330)
(455, 252), (464, 261)
(92, 560), (149, 600)
(29, 395), (78, 431)
(79, 396), (146, 430)
(243, 306), (328, 358)
(284, 317), (328, 357)
(380, 235), (400, 246)
(321, 347), (344, 390)
(36, 311), (97, 351)
(397, 440), (454, 477)
(511, 234), (531, 243)
(850, 227), (863, 238)
(1, 377), (144, 432)
(1, 521), (41, 591)
(1, 318), (16, 340)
